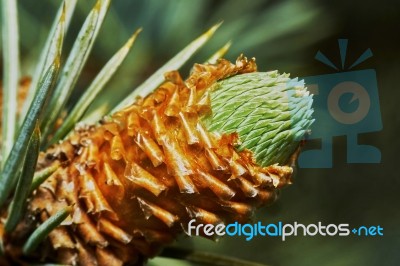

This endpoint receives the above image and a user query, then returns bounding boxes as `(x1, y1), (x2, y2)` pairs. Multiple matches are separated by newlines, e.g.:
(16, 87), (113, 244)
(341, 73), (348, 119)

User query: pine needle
(5, 123), (40, 232)
(206, 41), (232, 64)
(0, 55), (61, 209)
(23, 206), (73, 255)
(40, 0), (111, 142)
(19, 0), (77, 126)
(111, 22), (222, 112)
(50, 28), (142, 144)
(1, 0), (20, 168)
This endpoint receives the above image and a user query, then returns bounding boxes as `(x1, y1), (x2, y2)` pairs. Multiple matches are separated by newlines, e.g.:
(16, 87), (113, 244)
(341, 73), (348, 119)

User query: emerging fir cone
(1, 56), (313, 265)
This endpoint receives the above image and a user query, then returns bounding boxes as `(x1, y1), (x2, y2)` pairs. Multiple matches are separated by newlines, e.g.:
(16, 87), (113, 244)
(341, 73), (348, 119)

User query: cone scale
(0, 56), (313, 265)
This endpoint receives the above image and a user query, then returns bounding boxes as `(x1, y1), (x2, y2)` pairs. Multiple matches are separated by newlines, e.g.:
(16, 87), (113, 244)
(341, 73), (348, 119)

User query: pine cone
(1, 56), (313, 265)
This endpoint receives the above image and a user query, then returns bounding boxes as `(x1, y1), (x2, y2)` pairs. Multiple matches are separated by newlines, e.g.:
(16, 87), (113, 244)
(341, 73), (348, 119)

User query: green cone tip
(203, 71), (314, 167)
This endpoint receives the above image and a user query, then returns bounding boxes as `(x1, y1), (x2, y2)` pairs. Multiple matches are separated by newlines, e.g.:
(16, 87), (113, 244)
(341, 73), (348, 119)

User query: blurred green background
(2, 0), (399, 265)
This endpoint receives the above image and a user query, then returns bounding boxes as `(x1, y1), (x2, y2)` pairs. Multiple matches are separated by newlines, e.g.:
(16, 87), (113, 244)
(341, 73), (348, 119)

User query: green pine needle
(1, 0), (20, 168)
(151, 247), (269, 266)
(80, 102), (110, 125)
(40, 0), (111, 142)
(49, 28), (142, 145)
(0, 55), (61, 209)
(111, 22), (222, 112)
(30, 161), (60, 193)
(23, 206), (73, 255)
(206, 41), (232, 64)
(5, 122), (40, 232)
(19, 0), (77, 125)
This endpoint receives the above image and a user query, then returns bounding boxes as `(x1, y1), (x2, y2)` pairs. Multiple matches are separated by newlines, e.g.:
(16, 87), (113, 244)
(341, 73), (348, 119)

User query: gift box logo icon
(298, 39), (382, 168)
